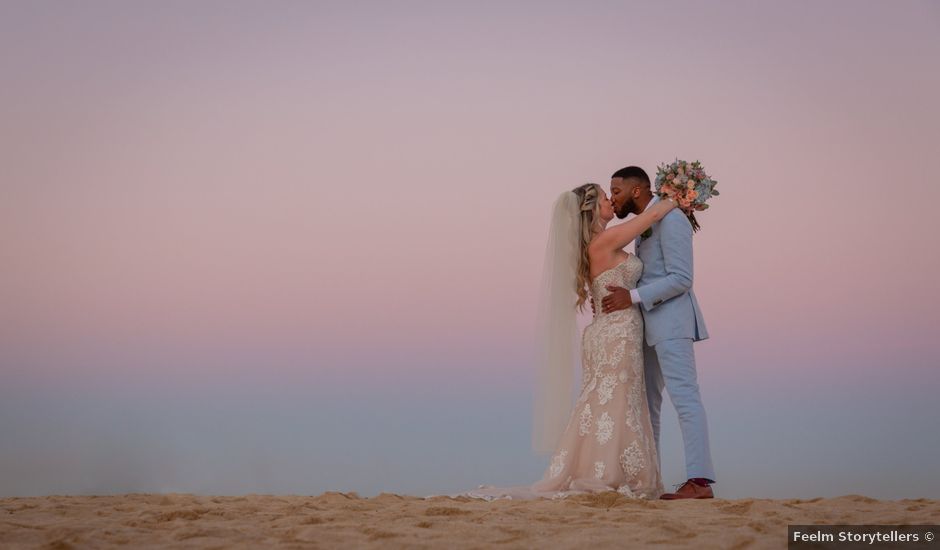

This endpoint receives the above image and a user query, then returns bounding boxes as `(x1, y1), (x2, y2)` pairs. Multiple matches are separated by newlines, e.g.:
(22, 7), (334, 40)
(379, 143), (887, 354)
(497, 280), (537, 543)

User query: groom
(602, 165), (716, 499)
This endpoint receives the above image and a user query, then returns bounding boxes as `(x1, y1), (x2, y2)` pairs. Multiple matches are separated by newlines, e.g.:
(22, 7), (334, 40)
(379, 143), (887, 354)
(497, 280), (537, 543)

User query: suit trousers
(643, 337), (716, 482)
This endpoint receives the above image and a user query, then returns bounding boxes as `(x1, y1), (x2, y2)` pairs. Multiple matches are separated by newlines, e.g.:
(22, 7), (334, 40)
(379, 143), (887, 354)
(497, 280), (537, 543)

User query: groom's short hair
(611, 166), (650, 187)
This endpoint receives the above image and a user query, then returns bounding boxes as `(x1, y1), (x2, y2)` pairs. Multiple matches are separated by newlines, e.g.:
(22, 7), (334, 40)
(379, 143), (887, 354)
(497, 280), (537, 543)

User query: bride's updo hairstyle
(571, 183), (604, 312)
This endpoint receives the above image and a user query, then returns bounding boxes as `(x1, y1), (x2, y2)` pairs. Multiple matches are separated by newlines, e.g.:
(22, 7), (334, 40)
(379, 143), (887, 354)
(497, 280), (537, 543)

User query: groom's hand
(601, 286), (633, 313)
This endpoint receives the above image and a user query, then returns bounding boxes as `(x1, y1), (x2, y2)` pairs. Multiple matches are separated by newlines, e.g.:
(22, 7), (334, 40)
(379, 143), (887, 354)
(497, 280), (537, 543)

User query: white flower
(596, 412), (614, 445)
(549, 449), (568, 478)
(579, 404), (593, 436)
(626, 381), (642, 434)
(597, 374), (616, 405)
(620, 441), (644, 477)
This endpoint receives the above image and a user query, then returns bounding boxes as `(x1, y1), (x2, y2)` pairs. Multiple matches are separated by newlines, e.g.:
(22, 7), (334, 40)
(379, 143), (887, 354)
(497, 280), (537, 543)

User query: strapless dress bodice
(590, 255), (643, 319)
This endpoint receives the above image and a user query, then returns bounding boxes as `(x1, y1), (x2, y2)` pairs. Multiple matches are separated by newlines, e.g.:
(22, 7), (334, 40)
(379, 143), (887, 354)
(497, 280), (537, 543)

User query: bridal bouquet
(654, 159), (719, 232)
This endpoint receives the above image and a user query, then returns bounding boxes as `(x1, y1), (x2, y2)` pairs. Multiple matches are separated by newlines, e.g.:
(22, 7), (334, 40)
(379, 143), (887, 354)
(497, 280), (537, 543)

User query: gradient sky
(2, 0), (939, 499)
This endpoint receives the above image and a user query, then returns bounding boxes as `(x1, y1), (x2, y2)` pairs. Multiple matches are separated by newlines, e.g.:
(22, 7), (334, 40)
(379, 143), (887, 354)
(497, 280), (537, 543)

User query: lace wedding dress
(446, 255), (664, 501)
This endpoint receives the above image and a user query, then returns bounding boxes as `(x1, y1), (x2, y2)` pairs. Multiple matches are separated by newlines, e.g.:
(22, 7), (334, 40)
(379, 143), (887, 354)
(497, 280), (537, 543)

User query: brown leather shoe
(659, 479), (714, 500)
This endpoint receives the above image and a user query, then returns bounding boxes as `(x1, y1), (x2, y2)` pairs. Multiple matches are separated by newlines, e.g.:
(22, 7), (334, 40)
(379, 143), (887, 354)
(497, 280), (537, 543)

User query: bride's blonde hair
(571, 183), (603, 312)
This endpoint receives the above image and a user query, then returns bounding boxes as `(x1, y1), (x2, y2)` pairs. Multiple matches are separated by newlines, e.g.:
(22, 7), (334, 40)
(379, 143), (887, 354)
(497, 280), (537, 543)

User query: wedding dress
(447, 255), (664, 501)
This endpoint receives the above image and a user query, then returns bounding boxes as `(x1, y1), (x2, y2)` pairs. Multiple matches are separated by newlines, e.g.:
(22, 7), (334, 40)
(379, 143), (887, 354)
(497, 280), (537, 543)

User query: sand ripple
(1, 492), (937, 549)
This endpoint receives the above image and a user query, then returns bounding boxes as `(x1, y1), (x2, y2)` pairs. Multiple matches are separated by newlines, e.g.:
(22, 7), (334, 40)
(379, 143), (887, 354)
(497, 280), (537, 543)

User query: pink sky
(1, 1), (938, 498)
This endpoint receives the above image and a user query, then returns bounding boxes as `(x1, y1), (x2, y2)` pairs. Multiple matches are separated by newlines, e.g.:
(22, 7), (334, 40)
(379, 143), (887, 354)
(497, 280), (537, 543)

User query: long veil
(531, 190), (580, 456)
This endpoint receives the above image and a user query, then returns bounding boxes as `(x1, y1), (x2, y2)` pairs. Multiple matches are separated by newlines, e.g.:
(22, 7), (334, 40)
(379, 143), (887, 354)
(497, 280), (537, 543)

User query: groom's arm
(635, 210), (693, 312)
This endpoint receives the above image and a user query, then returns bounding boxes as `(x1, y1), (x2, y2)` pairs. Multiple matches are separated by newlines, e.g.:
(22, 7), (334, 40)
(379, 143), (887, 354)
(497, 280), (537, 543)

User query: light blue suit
(634, 198), (715, 482)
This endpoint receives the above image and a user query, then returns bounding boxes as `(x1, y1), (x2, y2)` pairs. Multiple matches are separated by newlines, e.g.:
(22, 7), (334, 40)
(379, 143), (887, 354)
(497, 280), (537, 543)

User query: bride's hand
(652, 197), (678, 220)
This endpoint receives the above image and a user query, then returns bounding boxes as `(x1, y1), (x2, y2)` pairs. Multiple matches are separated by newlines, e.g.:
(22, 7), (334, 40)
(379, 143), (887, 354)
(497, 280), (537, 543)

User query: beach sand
(1, 492), (937, 549)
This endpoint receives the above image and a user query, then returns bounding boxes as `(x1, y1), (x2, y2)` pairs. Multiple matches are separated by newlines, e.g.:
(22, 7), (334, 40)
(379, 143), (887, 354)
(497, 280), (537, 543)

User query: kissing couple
(455, 164), (718, 501)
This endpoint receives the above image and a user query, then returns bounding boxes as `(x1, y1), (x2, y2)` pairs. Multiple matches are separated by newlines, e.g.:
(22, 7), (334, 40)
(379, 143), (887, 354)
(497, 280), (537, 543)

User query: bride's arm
(589, 199), (676, 255)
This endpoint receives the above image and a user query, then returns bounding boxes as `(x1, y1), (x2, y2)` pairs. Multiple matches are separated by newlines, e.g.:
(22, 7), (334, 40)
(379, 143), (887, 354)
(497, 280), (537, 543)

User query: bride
(453, 183), (676, 500)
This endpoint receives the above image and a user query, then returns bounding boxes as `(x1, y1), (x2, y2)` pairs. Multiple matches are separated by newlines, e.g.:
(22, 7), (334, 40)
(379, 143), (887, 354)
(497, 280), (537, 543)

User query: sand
(1, 492), (937, 549)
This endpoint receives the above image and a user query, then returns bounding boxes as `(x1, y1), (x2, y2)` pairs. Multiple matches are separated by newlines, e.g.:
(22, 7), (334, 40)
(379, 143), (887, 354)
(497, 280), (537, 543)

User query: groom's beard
(615, 199), (635, 219)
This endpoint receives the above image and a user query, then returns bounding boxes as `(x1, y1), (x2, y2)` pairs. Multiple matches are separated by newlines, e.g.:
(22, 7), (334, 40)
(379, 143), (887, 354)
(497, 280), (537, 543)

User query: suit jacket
(635, 205), (709, 347)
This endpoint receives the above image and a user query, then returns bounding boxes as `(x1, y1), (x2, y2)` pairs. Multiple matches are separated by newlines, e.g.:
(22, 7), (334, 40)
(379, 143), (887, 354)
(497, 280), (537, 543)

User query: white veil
(531, 190), (581, 456)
